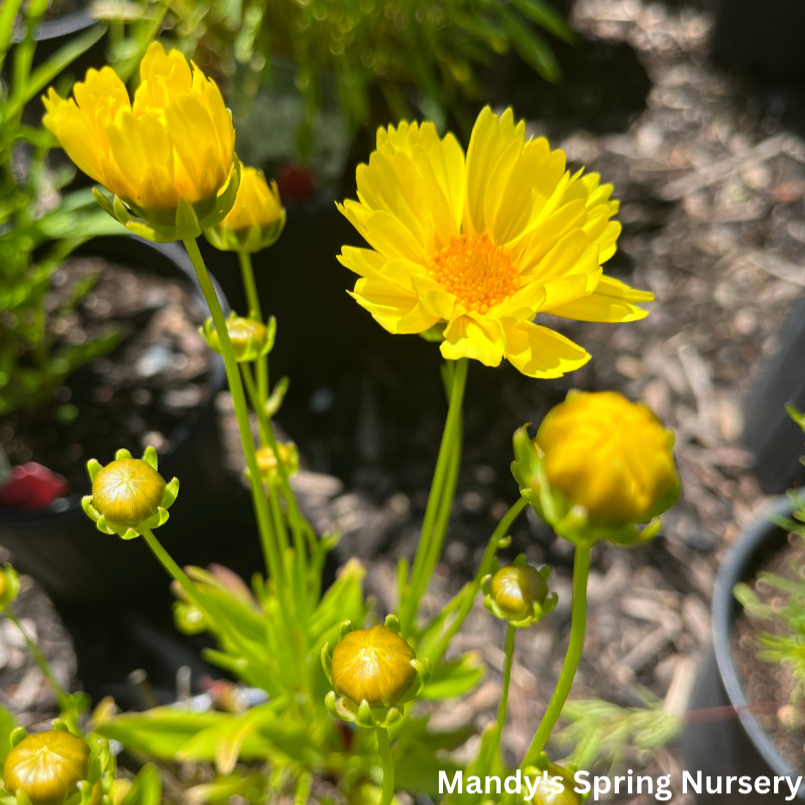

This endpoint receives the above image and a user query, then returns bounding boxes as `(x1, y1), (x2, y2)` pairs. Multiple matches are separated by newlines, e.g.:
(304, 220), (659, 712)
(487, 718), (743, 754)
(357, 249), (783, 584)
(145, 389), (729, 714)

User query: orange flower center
(429, 233), (519, 314)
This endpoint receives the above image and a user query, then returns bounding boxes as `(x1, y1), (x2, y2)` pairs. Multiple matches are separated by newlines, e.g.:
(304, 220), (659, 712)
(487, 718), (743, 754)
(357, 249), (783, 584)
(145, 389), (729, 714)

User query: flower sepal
(482, 556), (557, 628)
(523, 754), (589, 804)
(82, 447), (178, 540)
(322, 617), (431, 728)
(200, 312), (275, 363)
(92, 156), (242, 244)
(205, 210), (286, 253)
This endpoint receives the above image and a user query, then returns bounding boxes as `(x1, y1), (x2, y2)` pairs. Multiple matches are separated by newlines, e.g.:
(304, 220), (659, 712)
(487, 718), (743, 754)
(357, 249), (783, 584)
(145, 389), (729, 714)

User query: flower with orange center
(338, 107), (653, 377)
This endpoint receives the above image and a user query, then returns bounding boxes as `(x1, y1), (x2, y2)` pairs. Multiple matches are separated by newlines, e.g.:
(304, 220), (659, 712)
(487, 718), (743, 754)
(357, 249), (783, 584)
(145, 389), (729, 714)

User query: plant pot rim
(712, 492), (805, 794)
(0, 235), (227, 526)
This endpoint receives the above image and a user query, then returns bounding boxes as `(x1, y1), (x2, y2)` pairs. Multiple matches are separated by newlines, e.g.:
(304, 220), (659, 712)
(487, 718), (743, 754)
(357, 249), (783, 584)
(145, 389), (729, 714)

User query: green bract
(91, 158), (242, 244)
(204, 211), (286, 254)
(82, 447), (179, 540)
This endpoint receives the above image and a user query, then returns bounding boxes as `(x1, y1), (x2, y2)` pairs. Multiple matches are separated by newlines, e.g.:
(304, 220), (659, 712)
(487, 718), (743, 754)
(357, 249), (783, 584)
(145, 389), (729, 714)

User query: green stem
(241, 363), (269, 446)
(6, 608), (72, 715)
(400, 358), (468, 636)
(238, 250), (268, 404)
(376, 728), (395, 805)
(497, 624), (515, 742)
(183, 238), (280, 585)
(421, 496), (527, 665)
(520, 542), (591, 768)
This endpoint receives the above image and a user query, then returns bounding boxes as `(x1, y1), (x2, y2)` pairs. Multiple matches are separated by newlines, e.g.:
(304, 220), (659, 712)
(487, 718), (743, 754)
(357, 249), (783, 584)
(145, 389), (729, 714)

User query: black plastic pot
(0, 236), (242, 604)
(690, 495), (805, 801)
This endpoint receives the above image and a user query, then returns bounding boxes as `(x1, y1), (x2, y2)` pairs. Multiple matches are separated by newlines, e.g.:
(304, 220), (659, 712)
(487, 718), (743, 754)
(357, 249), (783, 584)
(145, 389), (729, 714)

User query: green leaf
(421, 653), (484, 700)
(266, 376), (289, 417)
(0, 702), (20, 763)
(395, 749), (463, 796)
(500, 8), (561, 83)
(509, 0), (575, 44)
(118, 765), (161, 805)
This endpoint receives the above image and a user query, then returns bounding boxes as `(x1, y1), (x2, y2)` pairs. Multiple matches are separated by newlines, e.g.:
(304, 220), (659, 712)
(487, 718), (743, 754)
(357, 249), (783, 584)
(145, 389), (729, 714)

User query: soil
(0, 256), (215, 499)
(732, 534), (805, 774)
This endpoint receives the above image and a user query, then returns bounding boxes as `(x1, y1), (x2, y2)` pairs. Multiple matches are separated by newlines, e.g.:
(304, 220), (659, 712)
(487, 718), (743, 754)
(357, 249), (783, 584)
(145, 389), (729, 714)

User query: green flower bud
(82, 448), (179, 540)
(251, 442), (299, 486)
(200, 314), (274, 363)
(483, 558), (557, 627)
(3, 730), (90, 805)
(523, 759), (582, 805)
(0, 565), (21, 611)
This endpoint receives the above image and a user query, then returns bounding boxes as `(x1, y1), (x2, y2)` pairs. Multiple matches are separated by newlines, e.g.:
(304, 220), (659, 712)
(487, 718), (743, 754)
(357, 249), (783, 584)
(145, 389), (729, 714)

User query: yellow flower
(205, 167), (286, 252)
(537, 391), (679, 527)
(338, 107), (652, 377)
(3, 730), (91, 805)
(330, 625), (417, 707)
(42, 42), (239, 241)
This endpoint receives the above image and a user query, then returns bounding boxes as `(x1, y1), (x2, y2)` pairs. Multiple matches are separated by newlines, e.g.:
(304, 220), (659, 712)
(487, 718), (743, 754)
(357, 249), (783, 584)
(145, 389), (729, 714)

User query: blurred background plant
(0, 0), (152, 420)
(157, 0), (574, 196)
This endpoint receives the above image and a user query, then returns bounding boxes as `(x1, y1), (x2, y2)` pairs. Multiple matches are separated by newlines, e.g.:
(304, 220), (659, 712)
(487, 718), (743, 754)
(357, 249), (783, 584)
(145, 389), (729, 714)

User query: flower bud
(331, 625), (416, 707)
(483, 560), (556, 627)
(83, 448), (179, 539)
(0, 564), (20, 610)
(173, 601), (205, 635)
(3, 730), (91, 805)
(524, 762), (580, 805)
(204, 167), (286, 253)
(512, 391), (679, 546)
(252, 442), (299, 485)
(200, 314), (274, 363)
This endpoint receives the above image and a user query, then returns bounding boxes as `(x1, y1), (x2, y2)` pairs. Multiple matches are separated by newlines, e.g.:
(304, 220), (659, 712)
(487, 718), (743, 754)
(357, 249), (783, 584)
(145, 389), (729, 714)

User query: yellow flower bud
(536, 391), (679, 527)
(42, 42), (239, 241)
(490, 565), (548, 620)
(0, 564), (20, 609)
(83, 447), (179, 539)
(200, 315), (272, 363)
(526, 765), (580, 805)
(253, 442), (299, 484)
(3, 730), (91, 805)
(91, 459), (166, 529)
(205, 167), (286, 253)
(330, 625), (416, 707)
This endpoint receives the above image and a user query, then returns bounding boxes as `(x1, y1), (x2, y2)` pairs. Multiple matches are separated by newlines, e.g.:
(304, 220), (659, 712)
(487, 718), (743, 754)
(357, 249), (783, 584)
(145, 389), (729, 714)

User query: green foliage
(0, 4), (127, 416)
(553, 696), (683, 771)
(167, 0), (573, 163)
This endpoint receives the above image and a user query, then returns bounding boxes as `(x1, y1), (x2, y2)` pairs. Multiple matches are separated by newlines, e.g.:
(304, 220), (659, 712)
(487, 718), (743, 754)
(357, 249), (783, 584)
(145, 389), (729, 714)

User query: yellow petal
(514, 199), (588, 274)
(410, 273), (456, 320)
(42, 92), (107, 183)
(491, 278), (546, 325)
(441, 314), (504, 366)
(350, 278), (437, 334)
(337, 202), (426, 262)
(503, 322), (590, 378)
(540, 264), (602, 313)
(548, 275), (653, 322)
(463, 107), (525, 235)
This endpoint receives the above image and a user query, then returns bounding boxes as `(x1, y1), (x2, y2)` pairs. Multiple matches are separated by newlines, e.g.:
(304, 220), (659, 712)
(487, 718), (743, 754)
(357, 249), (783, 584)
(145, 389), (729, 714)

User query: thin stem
(183, 238), (281, 586)
(520, 542), (592, 768)
(422, 496), (528, 665)
(242, 363), (270, 446)
(376, 728), (395, 805)
(238, 251), (268, 404)
(497, 624), (515, 742)
(400, 358), (468, 636)
(6, 608), (71, 715)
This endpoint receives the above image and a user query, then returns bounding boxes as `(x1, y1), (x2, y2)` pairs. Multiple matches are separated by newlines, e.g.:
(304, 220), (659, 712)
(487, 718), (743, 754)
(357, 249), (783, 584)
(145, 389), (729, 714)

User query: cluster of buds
(200, 313), (275, 364)
(205, 167), (286, 253)
(1, 724), (111, 805)
(82, 448), (178, 540)
(321, 617), (430, 728)
(512, 391), (679, 547)
(483, 557), (557, 628)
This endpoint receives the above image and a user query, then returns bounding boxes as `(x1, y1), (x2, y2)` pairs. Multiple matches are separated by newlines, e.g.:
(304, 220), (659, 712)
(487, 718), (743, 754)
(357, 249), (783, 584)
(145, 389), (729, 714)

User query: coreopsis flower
(321, 618), (430, 728)
(3, 730), (90, 805)
(200, 313), (274, 362)
(338, 107), (652, 378)
(205, 167), (286, 252)
(483, 560), (557, 627)
(42, 42), (240, 242)
(512, 391), (680, 546)
(82, 448), (179, 539)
